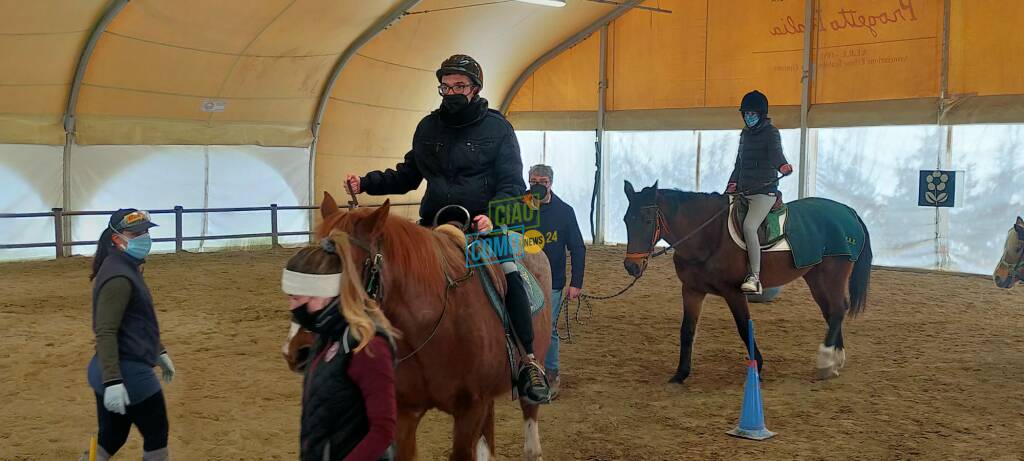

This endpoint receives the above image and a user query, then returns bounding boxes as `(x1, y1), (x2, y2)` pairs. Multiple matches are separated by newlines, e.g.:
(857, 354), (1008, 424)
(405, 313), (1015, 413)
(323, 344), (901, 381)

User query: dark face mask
(529, 183), (549, 201)
(290, 298), (342, 334)
(440, 93), (471, 114)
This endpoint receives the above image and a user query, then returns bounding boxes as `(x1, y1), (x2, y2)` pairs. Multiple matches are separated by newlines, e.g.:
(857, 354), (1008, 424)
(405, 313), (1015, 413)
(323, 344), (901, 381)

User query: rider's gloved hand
(473, 215), (493, 233)
(345, 174), (362, 194)
(726, 182), (738, 193)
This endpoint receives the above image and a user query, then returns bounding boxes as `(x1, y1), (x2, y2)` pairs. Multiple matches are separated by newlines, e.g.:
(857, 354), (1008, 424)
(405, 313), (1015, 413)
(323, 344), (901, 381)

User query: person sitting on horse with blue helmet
(726, 90), (794, 295)
(344, 54), (550, 403)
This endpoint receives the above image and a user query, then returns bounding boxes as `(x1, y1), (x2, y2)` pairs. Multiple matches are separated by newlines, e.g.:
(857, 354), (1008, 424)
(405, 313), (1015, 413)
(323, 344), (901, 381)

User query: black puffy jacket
(728, 118), (789, 195)
(299, 307), (396, 461)
(360, 97), (526, 224)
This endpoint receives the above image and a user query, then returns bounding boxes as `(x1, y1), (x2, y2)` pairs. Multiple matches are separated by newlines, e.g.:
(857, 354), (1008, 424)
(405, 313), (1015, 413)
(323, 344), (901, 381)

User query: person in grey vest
(726, 91), (793, 295)
(81, 209), (175, 461)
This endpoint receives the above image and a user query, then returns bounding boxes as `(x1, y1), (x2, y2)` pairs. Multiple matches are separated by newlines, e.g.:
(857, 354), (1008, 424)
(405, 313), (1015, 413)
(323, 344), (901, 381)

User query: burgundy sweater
(344, 336), (396, 461)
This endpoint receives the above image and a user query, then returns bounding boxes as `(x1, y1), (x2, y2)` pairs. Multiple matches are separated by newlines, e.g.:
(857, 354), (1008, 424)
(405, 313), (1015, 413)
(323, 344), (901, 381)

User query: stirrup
(741, 275), (762, 295)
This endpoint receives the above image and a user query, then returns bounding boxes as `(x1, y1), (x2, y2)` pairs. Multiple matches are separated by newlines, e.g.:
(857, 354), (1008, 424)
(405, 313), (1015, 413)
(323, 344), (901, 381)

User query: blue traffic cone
(727, 319), (776, 440)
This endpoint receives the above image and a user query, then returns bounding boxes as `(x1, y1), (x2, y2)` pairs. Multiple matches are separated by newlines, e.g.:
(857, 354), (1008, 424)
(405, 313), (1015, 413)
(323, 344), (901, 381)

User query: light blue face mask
(118, 232), (152, 260)
(743, 112), (760, 128)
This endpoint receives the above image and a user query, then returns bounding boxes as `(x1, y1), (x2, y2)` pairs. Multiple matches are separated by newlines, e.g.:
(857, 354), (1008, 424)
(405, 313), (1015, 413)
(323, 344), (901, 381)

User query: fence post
(174, 206), (183, 254)
(52, 208), (64, 259)
(270, 204), (279, 248)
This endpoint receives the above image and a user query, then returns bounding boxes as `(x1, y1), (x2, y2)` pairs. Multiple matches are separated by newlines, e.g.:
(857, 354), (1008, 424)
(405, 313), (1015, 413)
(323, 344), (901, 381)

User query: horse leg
(723, 290), (764, 374)
(804, 260), (852, 379)
(671, 288), (706, 384)
(519, 401), (542, 461)
(451, 400), (492, 461)
(480, 401), (496, 461)
(396, 408), (426, 461)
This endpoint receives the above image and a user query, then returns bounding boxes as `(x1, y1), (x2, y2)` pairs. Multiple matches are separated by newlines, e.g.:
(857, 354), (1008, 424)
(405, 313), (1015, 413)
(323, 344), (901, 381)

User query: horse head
(993, 216), (1024, 289)
(281, 192), (394, 373)
(622, 180), (660, 277)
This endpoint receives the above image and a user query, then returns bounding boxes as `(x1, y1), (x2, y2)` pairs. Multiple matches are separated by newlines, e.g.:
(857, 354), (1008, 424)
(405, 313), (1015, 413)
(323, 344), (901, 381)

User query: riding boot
(505, 270), (550, 404)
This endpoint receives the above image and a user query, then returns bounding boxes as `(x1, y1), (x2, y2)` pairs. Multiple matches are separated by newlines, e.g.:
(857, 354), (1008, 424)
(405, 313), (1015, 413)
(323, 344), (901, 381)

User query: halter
(624, 203), (673, 260)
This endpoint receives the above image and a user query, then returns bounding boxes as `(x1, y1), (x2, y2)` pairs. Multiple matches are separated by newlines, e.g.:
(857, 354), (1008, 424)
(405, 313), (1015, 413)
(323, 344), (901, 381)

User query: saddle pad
(728, 196), (791, 253)
(517, 260), (545, 316)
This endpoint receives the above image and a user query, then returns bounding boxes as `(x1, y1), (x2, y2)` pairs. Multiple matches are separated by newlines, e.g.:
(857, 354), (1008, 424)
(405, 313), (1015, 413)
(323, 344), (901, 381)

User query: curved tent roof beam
(499, 0), (643, 115)
(307, 0), (423, 207)
(63, 0), (131, 137)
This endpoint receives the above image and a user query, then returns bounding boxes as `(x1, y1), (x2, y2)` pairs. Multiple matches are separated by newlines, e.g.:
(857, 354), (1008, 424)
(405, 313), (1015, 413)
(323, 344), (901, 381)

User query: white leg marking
(476, 435), (492, 461)
(816, 343), (840, 379)
(523, 418), (542, 460)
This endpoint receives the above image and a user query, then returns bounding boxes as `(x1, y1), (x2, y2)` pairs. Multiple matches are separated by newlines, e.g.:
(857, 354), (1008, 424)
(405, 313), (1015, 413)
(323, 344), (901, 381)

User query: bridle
(624, 202), (674, 261)
(997, 236), (1024, 283)
(344, 227), (473, 363)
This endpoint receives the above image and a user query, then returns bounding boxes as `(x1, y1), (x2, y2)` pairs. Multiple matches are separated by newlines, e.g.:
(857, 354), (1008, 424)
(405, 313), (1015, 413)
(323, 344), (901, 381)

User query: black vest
(736, 121), (786, 195)
(300, 321), (396, 461)
(91, 251), (161, 366)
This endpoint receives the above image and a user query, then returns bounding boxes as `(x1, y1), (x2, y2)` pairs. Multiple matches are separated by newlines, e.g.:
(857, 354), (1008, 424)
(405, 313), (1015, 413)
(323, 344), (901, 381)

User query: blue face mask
(119, 233), (152, 260)
(743, 112), (760, 128)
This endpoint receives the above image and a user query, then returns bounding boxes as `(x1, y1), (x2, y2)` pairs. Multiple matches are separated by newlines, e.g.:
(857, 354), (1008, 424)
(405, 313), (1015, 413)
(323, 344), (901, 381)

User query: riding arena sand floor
(2, 245), (1023, 460)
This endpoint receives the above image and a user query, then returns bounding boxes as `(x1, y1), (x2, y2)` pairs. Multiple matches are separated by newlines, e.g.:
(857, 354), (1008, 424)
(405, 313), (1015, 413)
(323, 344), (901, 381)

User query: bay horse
(993, 216), (1024, 288)
(284, 192), (552, 461)
(621, 181), (873, 383)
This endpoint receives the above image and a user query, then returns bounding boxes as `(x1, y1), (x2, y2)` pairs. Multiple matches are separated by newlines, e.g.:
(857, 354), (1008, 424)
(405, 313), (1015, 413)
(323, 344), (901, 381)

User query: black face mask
(440, 94), (471, 115)
(529, 183), (548, 201)
(291, 298), (343, 335)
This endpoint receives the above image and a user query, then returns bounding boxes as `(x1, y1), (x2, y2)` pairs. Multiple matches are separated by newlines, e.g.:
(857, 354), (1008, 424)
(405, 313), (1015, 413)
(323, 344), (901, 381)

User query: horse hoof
(817, 367), (839, 380)
(668, 373), (688, 384)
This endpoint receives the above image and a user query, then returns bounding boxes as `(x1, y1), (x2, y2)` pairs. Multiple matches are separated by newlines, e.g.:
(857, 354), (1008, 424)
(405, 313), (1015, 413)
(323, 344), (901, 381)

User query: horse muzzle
(623, 256), (648, 277)
(993, 274), (1016, 289)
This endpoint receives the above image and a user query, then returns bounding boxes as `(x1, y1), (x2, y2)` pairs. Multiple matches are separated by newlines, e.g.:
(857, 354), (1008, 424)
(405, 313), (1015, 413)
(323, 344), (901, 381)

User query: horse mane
(653, 188), (726, 215)
(321, 208), (452, 302)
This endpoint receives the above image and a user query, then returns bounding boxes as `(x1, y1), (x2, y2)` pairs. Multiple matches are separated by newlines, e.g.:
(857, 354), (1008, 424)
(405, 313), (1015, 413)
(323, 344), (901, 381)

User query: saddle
(433, 224), (545, 399)
(728, 194), (789, 250)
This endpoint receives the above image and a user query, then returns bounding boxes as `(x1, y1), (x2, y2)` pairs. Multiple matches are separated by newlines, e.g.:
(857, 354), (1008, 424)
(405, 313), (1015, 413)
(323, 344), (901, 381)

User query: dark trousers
(95, 390), (169, 454)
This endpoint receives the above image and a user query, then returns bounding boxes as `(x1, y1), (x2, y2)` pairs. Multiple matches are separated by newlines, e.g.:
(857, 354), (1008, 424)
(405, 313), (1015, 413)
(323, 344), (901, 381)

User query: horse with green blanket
(622, 180), (873, 382)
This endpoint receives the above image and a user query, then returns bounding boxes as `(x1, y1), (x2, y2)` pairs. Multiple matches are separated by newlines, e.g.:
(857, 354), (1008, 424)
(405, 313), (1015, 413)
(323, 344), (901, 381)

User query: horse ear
(358, 199), (391, 237)
(321, 192), (340, 219)
(652, 180), (659, 190)
(1016, 217), (1024, 239)
(1016, 216), (1024, 228)
(624, 180), (635, 197)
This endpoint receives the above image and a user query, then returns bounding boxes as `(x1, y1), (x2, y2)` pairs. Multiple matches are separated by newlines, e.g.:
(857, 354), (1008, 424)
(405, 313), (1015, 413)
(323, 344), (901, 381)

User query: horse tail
(848, 212), (872, 318)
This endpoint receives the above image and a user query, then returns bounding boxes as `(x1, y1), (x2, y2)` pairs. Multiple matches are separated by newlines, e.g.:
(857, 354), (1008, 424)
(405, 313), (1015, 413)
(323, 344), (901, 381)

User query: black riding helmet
(436, 54), (483, 89)
(739, 90), (769, 114)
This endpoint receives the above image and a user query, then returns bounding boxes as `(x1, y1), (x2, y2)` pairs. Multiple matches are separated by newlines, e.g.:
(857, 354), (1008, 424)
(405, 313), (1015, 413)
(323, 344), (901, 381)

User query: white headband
(281, 269), (341, 297)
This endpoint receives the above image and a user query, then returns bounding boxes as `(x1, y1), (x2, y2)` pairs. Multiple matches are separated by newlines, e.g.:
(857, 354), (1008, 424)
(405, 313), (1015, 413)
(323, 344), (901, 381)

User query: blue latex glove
(103, 383), (131, 415)
(157, 353), (175, 383)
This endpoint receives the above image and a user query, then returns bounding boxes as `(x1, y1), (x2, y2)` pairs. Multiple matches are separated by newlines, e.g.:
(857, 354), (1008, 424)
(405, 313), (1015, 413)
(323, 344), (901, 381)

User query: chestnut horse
(284, 193), (552, 461)
(622, 181), (872, 382)
(993, 216), (1024, 288)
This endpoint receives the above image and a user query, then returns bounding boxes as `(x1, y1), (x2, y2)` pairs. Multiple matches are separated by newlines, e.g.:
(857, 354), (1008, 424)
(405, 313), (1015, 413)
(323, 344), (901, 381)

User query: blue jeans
(544, 288), (563, 373)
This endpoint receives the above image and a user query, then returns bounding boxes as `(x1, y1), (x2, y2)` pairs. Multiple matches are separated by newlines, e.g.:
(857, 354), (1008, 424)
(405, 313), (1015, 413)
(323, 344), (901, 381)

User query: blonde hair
(332, 230), (399, 353)
(285, 230), (399, 354)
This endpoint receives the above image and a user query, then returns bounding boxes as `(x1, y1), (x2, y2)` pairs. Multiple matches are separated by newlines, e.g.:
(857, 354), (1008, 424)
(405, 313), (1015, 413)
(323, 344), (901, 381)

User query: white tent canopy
(2, 0), (1021, 274)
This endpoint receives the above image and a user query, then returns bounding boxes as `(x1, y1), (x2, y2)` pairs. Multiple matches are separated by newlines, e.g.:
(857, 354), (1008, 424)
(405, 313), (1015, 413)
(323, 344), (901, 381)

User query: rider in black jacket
(726, 90), (793, 295)
(345, 54), (550, 404)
